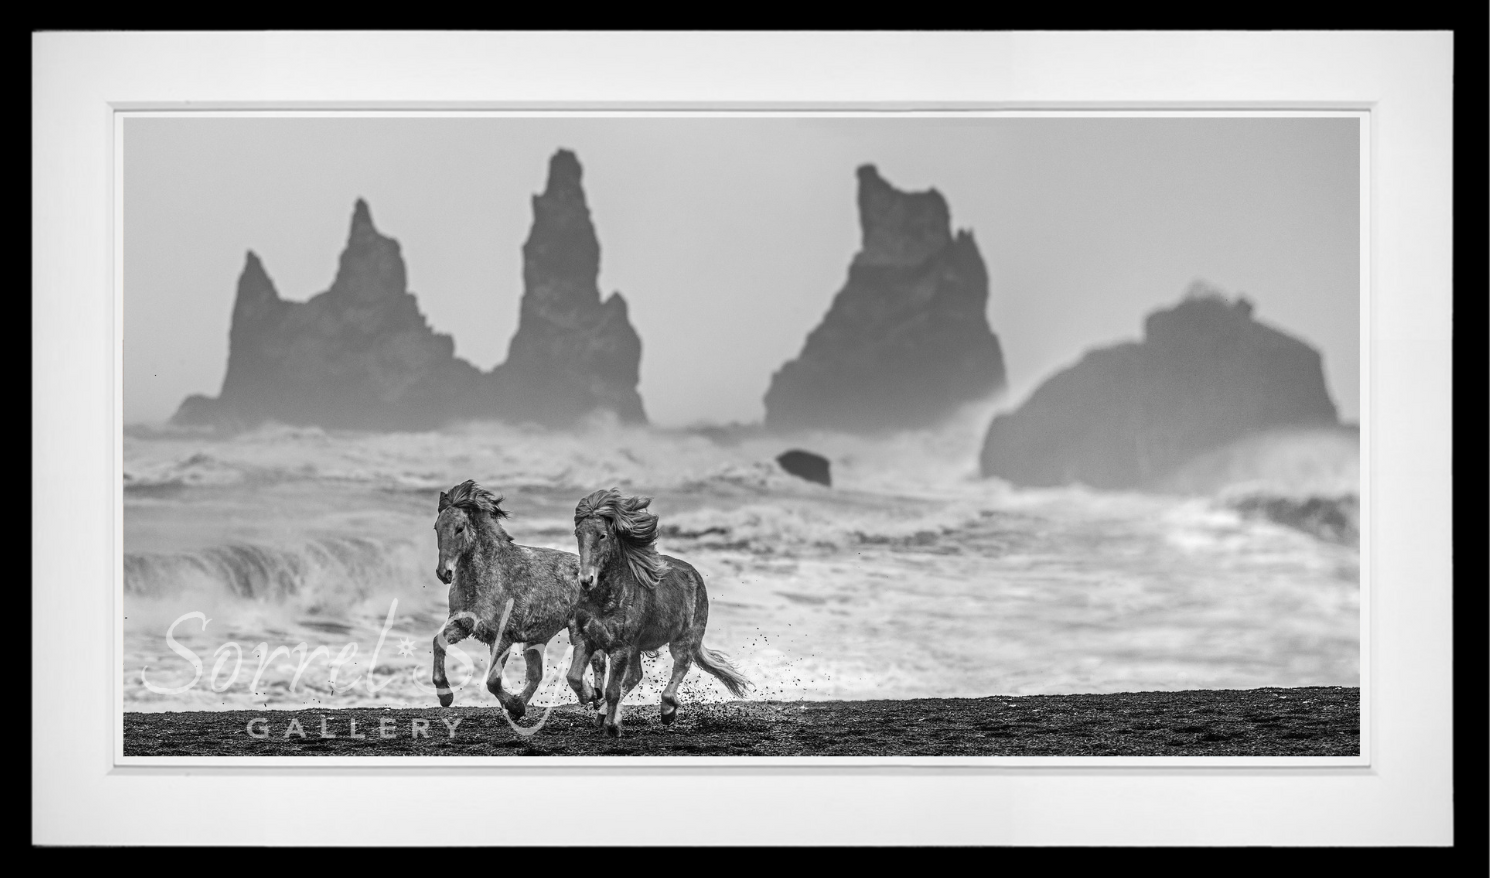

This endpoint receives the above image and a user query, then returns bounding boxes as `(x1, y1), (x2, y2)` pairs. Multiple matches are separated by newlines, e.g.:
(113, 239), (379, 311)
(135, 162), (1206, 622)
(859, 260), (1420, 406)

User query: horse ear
(437, 491), (450, 512)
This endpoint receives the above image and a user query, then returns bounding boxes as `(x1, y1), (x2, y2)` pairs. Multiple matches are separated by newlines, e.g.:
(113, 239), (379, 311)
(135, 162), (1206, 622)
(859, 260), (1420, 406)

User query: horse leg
(621, 647), (644, 701)
(659, 641), (696, 726)
(516, 642), (547, 711)
(589, 652), (610, 727)
(603, 649), (631, 738)
(566, 637), (601, 716)
(599, 649), (646, 731)
(485, 634), (524, 720)
(589, 652), (608, 710)
(431, 616), (471, 708)
(564, 620), (607, 712)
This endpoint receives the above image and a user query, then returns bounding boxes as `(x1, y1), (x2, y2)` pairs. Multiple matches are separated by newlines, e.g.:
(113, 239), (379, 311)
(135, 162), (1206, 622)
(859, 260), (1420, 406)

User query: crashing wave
(1221, 491), (1359, 547)
(656, 496), (997, 555)
(123, 451), (247, 491)
(1142, 427), (1361, 547)
(123, 536), (422, 605)
(1153, 426), (1358, 497)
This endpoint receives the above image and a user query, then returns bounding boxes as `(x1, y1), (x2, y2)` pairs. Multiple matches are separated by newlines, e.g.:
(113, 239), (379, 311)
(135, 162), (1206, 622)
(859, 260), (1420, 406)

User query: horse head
(573, 488), (669, 593)
(433, 480), (510, 584)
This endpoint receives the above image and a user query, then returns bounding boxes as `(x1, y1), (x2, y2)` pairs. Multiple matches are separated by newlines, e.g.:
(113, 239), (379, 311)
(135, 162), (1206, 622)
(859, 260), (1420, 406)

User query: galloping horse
(568, 488), (751, 737)
(431, 480), (605, 719)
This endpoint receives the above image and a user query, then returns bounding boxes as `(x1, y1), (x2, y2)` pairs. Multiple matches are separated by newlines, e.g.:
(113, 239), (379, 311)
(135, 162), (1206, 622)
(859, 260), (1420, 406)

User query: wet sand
(123, 686), (1357, 757)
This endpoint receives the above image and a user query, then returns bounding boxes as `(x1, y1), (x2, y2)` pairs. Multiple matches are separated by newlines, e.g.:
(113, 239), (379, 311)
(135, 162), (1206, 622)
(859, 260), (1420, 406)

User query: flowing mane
(574, 488), (670, 590)
(439, 479), (513, 541)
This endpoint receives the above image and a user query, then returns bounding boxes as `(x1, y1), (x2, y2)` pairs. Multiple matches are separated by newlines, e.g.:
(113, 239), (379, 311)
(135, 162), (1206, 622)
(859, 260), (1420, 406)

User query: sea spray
(123, 412), (1361, 710)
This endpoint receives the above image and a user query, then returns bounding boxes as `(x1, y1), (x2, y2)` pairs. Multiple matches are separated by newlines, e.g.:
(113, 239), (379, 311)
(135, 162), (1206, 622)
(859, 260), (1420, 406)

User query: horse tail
(693, 642), (752, 698)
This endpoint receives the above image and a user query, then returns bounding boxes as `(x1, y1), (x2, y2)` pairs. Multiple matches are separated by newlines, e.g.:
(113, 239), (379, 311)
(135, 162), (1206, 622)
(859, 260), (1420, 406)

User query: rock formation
(978, 283), (1341, 489)
(776, 449), (832, 487)
(173, 200), (482, 431)
(173, 149), (649, 433)
(762, 164), (1007, 433)
(486, 149), (647, 427)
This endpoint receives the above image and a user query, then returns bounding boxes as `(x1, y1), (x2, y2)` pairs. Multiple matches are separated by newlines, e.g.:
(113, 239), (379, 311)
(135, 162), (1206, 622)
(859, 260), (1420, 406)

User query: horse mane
(574, 488), (670, 590)
(439, 479), (513, 541)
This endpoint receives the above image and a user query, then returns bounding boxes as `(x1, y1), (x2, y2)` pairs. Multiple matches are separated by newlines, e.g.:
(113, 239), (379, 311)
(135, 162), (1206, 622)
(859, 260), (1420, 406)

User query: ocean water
(121, 404), (1360, 712)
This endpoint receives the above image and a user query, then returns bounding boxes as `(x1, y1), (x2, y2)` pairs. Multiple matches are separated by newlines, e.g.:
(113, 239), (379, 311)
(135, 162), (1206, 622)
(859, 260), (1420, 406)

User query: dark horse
(432, 480), (605, 719)
(569, 488), (751, 737)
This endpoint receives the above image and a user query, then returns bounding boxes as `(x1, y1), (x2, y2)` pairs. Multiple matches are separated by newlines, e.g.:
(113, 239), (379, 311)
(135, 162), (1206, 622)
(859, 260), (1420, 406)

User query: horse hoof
(437, 693), (454, 708)
(660, 709), (676, 725)
(605, 723), (621, 738)
(505, 702), (526, 720)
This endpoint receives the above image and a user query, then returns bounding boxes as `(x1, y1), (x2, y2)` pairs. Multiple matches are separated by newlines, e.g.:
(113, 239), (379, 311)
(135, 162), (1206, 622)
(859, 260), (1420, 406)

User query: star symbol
(397, 636), (416, 657)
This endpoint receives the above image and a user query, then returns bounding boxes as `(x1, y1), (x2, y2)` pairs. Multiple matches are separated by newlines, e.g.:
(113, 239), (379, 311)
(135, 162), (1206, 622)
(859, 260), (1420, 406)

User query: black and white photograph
(33, 30), (1456, 846)
(119, 112), (1364, 760)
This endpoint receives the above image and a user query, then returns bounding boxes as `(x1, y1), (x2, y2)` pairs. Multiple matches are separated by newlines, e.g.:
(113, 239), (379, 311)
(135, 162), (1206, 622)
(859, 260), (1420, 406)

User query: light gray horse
(431, 480), (605, 719)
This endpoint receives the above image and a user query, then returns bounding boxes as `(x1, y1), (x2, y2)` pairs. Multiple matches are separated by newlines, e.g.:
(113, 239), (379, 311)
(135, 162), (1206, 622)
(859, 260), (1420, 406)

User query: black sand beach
(123, 686), (1358, 757)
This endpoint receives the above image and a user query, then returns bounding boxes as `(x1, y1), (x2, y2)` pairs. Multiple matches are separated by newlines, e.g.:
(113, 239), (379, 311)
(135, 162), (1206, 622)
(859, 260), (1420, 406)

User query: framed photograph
(34, 31), (1453, 845)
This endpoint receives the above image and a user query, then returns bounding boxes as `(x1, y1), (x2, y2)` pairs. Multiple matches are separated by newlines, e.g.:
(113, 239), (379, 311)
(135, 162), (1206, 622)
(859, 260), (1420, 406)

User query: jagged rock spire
(488, 148), (647, 427)
(173, 199), (480, 431)
(763, 164), (1006, 433)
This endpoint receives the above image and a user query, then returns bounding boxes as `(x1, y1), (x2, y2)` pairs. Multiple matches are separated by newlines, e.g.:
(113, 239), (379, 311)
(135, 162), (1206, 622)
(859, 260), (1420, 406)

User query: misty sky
(123, 115), (1361, 428)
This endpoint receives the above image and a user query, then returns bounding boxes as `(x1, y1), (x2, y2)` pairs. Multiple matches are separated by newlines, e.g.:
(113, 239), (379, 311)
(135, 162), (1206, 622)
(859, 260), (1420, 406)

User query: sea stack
(979, 283), (1341, 490)
(172, 200), (481, 431)
(486, 149), (647, 427)
(762, 165), (1007, 433)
